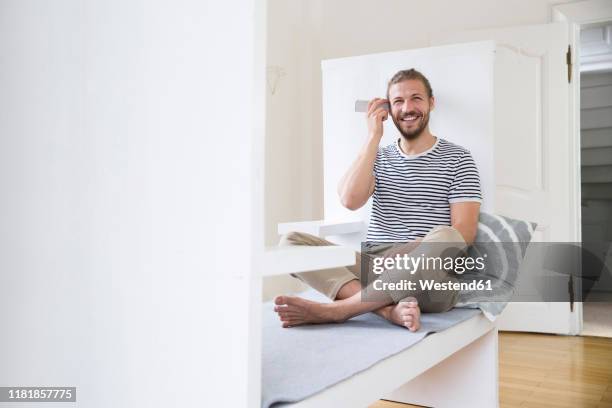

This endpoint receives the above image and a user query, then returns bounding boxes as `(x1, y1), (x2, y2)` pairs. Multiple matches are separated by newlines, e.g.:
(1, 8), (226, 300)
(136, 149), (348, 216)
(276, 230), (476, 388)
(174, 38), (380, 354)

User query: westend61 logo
(371, 253), (487, 275)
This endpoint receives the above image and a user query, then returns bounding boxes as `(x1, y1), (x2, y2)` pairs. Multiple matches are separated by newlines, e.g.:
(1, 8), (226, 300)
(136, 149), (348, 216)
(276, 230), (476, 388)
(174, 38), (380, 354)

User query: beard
(391, 109), (430, 140)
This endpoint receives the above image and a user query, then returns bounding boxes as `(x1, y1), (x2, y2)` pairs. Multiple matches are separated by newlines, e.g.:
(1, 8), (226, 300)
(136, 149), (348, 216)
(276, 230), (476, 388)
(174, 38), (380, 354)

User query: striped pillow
(456, 212), (537, 320)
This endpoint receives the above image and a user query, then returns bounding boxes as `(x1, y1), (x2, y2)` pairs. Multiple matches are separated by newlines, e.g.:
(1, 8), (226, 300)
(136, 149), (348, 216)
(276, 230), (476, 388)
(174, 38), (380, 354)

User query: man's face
(388, 79), (434, 140)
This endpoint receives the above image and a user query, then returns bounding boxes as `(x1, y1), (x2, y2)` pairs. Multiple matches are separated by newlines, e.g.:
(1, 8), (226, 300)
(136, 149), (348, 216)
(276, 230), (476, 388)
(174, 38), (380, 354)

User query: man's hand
(367, 98), (389, 141)
(337, 98), (387, 210)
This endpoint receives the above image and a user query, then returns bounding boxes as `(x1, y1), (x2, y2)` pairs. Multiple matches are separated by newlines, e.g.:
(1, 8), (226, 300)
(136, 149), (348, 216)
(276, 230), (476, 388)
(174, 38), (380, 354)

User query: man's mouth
(400, 114), (421, 124)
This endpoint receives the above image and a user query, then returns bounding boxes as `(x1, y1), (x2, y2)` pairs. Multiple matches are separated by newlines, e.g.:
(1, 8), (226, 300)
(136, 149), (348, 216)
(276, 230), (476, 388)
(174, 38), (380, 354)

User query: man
(275, 69), (481, 331)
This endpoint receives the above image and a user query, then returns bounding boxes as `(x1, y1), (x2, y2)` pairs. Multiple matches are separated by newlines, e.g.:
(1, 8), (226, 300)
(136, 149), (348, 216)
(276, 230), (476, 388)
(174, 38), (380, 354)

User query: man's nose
(401, 100), (415, 112)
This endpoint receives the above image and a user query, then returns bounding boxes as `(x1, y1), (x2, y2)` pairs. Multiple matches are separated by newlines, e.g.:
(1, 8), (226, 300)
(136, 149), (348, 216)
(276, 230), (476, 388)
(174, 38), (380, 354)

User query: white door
(433, 23), (580, 334)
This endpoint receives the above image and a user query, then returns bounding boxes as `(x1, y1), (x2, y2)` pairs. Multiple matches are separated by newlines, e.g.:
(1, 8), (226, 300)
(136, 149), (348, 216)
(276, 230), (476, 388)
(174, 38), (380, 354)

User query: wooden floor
(370, 332), (612, 408)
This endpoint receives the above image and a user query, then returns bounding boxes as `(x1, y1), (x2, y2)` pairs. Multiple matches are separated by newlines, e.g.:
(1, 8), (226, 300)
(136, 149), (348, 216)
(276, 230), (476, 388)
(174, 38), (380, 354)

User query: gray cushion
(456, 212), (537, 319)
(262, 289), (481, 408)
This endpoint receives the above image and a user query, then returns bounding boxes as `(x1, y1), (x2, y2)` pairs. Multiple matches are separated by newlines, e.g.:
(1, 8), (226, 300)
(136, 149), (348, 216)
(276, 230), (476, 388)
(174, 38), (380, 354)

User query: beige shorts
(278, 225), (467, 313)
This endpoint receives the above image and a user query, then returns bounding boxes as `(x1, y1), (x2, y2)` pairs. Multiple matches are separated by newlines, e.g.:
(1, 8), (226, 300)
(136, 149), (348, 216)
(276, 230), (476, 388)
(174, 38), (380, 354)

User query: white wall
(0, 1), (264, 407)
(265, 0), (569, 242)
(265, 0), (315, 245)
(263, 0), (311, 296)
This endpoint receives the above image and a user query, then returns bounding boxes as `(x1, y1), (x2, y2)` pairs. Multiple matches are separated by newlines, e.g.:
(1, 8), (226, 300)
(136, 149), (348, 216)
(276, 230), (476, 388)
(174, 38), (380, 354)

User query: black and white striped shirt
(366, 137), (481, 243)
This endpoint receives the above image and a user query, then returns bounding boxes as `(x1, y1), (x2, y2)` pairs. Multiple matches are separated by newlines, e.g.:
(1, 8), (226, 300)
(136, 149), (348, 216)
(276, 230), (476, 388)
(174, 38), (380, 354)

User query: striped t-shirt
(366, 137), (482, 243)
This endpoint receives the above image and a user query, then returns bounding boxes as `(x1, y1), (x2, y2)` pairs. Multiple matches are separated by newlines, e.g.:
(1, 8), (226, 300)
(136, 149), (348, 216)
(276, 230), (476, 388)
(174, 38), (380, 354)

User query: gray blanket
(262, 290), (481, 407)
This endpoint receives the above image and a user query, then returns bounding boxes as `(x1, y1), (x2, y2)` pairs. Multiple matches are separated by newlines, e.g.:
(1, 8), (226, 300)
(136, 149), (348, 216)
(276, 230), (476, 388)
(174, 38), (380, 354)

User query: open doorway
(580, 22), (612, 337)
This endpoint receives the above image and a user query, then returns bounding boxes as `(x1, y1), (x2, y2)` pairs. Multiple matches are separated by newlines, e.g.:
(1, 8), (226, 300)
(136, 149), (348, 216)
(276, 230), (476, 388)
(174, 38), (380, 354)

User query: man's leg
(275, 231), (420, 330)
(378, 225), (466, 313)
(275, 226), (465, 329)
(275, 278), (421, 330)
(326, 275), (421, 331)
(277, 231), (360, 300)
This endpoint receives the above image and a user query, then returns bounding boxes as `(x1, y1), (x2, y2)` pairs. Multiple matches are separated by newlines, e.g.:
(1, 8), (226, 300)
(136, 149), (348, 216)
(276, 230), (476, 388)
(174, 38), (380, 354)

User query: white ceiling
(581, 23), (612, 73)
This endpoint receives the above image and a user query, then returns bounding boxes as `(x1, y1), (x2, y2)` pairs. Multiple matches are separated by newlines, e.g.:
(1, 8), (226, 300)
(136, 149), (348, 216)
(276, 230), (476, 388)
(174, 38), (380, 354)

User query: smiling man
(274, 69), (482, 331)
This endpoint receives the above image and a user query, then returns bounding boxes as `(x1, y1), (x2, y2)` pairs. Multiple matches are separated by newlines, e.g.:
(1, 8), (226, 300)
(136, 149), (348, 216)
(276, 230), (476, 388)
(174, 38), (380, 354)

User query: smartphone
(354, 100), (390, 113)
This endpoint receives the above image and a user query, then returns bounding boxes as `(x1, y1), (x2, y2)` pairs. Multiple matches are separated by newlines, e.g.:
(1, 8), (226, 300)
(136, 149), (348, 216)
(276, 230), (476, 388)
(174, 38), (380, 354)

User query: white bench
(263, 220), (498, 408)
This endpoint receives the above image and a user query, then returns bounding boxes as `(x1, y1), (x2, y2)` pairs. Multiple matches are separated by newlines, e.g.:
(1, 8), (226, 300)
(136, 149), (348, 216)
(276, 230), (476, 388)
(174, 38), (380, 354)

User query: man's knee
(415, 286), (459, 313)
(420, 298), (456, 313)
(423, 225), (465, 244)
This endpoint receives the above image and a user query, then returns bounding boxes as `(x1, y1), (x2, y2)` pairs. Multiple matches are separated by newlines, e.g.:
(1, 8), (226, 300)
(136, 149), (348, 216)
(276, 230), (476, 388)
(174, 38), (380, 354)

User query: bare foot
(387, 298), (421, 332)
(274, 295), (348, 328)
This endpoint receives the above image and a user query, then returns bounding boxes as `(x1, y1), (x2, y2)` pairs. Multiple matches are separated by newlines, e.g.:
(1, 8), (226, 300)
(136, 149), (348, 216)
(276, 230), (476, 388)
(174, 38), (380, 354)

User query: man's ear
(429, 96), (435, 111)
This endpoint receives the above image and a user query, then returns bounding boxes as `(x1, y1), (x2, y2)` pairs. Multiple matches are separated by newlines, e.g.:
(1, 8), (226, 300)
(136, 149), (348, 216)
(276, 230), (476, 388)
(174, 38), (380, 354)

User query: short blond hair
(387, 68), (433, 98)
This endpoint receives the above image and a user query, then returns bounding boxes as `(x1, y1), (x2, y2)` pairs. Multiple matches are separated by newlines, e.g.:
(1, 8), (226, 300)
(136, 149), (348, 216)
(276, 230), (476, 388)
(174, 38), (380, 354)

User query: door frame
(552, 0), (612, 335)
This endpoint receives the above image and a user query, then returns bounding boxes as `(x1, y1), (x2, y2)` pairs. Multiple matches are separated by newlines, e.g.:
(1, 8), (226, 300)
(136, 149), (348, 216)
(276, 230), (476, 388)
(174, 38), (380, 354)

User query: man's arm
(338, 98), (388, 210)
(450, 201), (480, 245)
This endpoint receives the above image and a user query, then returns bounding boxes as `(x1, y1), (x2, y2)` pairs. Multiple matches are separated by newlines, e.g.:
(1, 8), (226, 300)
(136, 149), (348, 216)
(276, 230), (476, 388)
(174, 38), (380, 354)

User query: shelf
(262, 245), (355, 277)
(277, 220), (365, 237)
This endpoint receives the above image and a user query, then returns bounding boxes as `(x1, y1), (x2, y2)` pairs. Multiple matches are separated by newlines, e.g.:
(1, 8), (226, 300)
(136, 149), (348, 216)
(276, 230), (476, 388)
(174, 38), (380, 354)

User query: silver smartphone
(354, 100), (390, 113)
